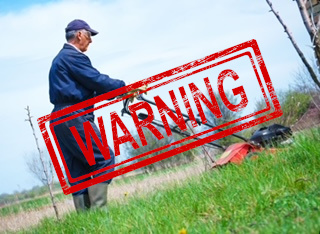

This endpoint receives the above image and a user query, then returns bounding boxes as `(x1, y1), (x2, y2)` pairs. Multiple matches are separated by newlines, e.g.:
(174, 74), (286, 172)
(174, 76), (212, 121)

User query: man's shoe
(72, 193), (91, 212)
(88, 183), (108, 209)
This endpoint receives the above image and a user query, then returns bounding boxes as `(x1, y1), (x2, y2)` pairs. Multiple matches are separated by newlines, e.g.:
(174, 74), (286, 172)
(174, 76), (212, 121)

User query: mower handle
(120, 94), (225, 150)
(136, 94), (248, 142)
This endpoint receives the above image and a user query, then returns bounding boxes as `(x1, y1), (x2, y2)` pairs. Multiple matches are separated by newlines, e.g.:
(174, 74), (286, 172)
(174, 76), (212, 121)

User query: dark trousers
(51, 105), (115, 196)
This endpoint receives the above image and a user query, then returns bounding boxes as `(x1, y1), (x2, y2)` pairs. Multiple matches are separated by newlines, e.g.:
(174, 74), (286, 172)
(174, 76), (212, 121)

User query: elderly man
(49, 19), (126, 212)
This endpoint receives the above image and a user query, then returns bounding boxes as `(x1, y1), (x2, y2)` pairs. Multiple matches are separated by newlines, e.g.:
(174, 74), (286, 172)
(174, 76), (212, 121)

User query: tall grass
(26, 128), (320, 233)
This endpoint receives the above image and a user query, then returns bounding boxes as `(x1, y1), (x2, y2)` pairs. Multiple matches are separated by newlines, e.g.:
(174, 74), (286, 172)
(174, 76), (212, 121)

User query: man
(49, 19), (126, 212)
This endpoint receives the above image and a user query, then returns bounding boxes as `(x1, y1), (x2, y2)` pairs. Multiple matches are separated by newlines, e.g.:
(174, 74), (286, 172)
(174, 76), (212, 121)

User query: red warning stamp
(38, 39), (282, 195)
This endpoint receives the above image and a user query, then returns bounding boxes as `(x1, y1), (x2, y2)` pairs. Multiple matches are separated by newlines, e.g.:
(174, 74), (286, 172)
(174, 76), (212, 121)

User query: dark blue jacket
(49, 43), (125, 105)
(49, 44), (124, 195)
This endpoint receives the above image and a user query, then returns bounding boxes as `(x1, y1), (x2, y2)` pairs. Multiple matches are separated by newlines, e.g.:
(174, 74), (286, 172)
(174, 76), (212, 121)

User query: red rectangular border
(38, 39), (282, 194)
(50, 51), (271, 184)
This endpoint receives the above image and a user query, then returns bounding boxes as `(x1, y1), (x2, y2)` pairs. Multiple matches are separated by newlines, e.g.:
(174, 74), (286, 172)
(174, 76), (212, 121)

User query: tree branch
(185, 122), (216, 170)
(266, 0), (320, 89)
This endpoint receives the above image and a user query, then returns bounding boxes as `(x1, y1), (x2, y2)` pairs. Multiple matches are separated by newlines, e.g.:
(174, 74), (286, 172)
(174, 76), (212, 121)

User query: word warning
(38, 39), (282, 194)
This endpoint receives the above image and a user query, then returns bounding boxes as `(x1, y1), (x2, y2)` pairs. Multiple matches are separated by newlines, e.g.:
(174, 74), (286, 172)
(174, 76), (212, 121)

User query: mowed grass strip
(0, 193), (68, 217)
(26, 129), (320, 233)
(0, 162), (196, 217)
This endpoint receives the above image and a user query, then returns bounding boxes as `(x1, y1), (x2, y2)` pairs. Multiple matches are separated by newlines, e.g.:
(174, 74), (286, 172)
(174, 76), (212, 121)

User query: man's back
(49, 43), (125, 105)
(49, 44), (94, 105)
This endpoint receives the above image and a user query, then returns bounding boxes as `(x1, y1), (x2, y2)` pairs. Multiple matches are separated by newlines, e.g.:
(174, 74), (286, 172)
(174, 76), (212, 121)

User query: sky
(0, 0), (315, 195)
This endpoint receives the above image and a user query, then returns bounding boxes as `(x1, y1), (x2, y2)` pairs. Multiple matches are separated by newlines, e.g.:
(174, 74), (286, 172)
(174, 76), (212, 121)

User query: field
(0, 161), (204, 232)
(1, 128), (319, 233)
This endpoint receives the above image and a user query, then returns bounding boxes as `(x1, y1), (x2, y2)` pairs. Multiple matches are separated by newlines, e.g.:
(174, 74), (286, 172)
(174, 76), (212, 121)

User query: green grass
(0, 158), (197, 217)
(0, 193), (68, 217)
(25, 128), (320, 233)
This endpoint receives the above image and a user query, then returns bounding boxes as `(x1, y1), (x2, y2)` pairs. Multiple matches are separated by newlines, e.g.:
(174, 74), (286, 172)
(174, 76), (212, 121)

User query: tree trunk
(185, 121), (215, 170)
(296, 0), (320, 72)
(25, 106), (60, 220)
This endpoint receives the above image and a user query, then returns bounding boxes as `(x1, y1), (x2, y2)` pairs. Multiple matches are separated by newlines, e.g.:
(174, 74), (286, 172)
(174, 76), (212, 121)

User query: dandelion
(179, 228), (187, 234)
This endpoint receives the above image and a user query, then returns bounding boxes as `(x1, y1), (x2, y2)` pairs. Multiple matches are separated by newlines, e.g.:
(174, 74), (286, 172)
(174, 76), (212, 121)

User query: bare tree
(265, 0), (320, 89)
(124, 126), (199, 173)
(203, 90), (244, 146)
(26, 150), (54, 189)
(292, 63), (320, 93)
(185, 121), (215, 171)
(25, 106), (60, 220)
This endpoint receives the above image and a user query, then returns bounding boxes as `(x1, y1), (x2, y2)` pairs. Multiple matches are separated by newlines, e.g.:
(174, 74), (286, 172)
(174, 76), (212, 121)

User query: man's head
(65, 19), (99, 52)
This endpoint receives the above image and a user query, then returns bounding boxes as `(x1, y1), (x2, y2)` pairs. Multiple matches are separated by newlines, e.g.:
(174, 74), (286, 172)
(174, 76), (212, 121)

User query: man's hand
(117, 81), (148, 102)
(127, 83), (148, 102)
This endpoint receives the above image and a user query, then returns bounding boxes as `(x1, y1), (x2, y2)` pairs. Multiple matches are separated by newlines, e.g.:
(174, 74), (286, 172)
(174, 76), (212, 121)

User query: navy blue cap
(65, 19), (99, 36)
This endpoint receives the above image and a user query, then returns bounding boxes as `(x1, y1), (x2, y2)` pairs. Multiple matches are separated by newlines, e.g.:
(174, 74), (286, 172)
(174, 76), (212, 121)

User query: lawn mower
(121, 93), (292, 168)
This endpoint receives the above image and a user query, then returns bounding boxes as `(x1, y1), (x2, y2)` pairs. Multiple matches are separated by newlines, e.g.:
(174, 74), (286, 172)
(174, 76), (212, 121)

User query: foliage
(25, 150), (55, 186)
(254, 89), (312, 128)
(203, 91), (245, 146)
(292, 64), (320, 94)
(28, 128), (320, 233)
(123, 127), (199, 174)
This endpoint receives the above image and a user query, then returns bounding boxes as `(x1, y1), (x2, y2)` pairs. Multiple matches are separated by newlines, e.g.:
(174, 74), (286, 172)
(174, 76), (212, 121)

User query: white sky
(0, 0), (314, 194)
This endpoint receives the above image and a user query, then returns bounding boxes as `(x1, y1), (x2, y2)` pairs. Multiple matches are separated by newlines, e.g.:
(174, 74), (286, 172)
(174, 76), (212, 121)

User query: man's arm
(68, 53), (126, 95)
